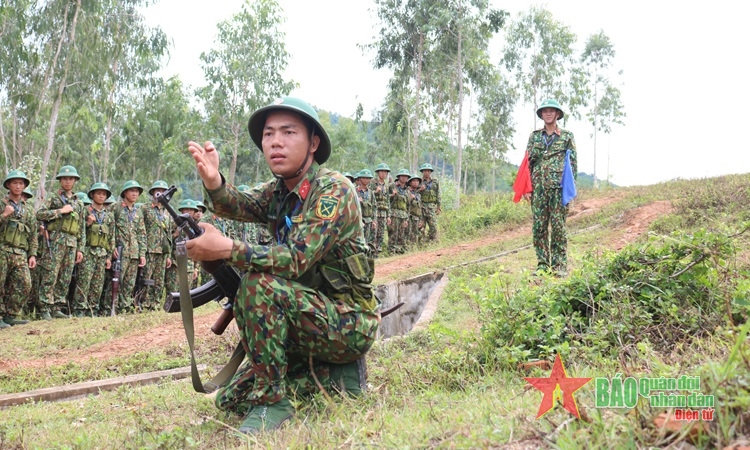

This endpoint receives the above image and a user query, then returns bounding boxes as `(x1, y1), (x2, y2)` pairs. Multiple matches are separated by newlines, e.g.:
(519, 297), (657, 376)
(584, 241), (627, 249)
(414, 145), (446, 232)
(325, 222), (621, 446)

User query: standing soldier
(113, 180), (147, 313)
(370, 163), (391, 257)
(74, 183), (115, 317)
(141, 181), (173, 311)
(417, 163), (441, 242)
(36, 165), (86, 319)
(21, 186), (40, 317)
(355, 169), (376, 256)
(406, 172), (424, 250)
(525, 99), (577, 276)
(0, 170), (37, 327)
(388, 169), (410, 255)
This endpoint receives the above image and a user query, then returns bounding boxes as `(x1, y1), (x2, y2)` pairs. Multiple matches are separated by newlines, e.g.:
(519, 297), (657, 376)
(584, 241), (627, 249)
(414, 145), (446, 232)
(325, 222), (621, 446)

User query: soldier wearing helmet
(354, 169), (376, 256)
(72, 182), (116, 317)
(186, 97), (378, 434)
(388, 168), (411, 254)
(112, 180), (147, 313)
(0, 170), (38, 327)
(525, 99), (578, 276)
(35, 165), (87, 319)
(139, 180), (173, 312)
(369, 163), (392, 256)
(417, 162), (441, 242)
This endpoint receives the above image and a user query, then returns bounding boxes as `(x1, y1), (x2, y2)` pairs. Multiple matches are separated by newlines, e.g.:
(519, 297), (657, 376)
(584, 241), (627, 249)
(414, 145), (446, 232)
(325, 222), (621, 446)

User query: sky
(145, 0), (748, 187)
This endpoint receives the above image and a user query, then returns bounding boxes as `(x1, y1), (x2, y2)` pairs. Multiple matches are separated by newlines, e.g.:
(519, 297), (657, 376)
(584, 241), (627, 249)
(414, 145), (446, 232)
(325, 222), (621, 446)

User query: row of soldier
(346, 162), (441, 257)
(0, 165), (272, 328)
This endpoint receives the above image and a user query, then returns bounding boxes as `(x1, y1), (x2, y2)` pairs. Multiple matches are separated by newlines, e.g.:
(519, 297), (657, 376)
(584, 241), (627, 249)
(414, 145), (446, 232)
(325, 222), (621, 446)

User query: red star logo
(524, 354), (591, 419)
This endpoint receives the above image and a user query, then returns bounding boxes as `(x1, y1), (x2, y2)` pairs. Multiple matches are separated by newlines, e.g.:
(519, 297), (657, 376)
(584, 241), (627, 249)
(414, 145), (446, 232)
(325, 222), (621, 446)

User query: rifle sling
(176, 240), (244, 393)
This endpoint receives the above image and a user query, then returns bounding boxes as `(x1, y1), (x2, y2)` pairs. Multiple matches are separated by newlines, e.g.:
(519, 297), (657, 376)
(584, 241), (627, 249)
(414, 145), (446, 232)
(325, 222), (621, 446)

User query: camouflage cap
(3, 169), (30, 189)
(56, 165), (80, 180)
(247, 97), (331, 164)
(536, 99), (564, 120)
(88, 182), (112, 199)
(120, 180), (144, 198)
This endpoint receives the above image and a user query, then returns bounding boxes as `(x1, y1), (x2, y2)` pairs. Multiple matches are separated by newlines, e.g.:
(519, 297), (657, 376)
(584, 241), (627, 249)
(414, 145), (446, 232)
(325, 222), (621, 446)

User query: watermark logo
(524, 354), (592, 418)
(595, 374), (714, 421)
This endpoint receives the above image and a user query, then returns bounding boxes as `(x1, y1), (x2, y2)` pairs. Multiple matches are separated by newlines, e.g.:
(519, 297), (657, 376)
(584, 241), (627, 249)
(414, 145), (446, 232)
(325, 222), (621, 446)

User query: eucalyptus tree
(501, 6), (578, 123)
(580, 31), (625, 187)
(197, 0), (295, 185)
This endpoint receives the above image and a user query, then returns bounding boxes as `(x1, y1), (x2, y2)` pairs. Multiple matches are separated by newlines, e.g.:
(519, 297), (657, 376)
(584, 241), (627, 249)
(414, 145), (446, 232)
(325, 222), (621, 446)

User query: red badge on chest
(299, 179), (311, 200)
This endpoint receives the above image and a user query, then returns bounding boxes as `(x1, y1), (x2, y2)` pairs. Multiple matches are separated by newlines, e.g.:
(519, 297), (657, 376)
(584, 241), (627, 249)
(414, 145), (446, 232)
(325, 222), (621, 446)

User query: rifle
(40, 221), (53, 259)
(111, 244), (123, 316)
(155, 186), (240, 335)
(134, 265), (154, 312)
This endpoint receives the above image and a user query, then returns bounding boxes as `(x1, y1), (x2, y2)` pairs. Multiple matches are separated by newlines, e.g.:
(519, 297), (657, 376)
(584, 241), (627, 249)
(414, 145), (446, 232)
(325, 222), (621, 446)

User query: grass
(2, 175), (750, 448)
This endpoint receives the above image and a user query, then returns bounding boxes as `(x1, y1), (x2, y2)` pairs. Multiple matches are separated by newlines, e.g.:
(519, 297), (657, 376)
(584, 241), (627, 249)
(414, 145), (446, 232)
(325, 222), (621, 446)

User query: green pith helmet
(178, 199), (198, 211)
(195, 200), (207, 213)
(22, 187), (34, 199)
(88, 182), (112, 199)
(119, 180), (144, 198)
(357, 169), (373, 179)
(55, 165), (80, 180)
(105, 195), (115, 205)
(343, 172), (355, 181)
(408, 173), (422, 184)
(237, 184), (251, 194)
(395, 168), (411, 178)
(247, 97), (331, 164)
(75, 191), (91, 205)
(148, 180), (169, 195)
(536, 99), (564, 120)
(419, 163), (434, 172)
(375, 163), (391, 172)
(3, 169), (30, 189)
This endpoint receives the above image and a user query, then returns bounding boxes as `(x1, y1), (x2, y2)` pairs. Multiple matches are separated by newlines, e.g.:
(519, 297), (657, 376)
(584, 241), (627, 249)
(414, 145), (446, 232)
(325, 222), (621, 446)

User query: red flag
(512, 152), (532, 203)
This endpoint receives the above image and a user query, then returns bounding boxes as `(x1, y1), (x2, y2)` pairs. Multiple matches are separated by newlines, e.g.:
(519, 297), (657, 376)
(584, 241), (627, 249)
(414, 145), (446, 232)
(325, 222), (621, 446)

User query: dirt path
(1, 192), (672, 372)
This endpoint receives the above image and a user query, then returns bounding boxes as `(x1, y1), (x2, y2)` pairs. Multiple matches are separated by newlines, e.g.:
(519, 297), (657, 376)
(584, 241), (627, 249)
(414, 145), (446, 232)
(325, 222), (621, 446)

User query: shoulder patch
(315, 195), (340, 220)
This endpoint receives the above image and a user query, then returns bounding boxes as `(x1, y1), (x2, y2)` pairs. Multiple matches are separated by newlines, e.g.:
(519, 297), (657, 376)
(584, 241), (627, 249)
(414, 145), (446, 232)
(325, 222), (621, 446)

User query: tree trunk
(411, 33), (425, 171)
(454, 27), (464, 208)
(102, 58), (119, 183)
(0, 108), (9, 174)
(229, 122), (239, 185)
(39, 0), (81, 198)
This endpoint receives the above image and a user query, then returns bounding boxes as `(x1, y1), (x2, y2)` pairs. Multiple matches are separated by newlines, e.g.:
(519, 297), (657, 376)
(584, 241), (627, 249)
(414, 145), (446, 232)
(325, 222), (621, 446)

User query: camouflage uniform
(141, 202), (172, 311)
(36, 188), (87, 316)
(527, 126), (577, 273)
(206, 162), (379, 413)
(370, 167), (391, 255)
(406, 182), (423, 250)
(388, 175), (410, 254)
(355, 178), (376, 256)
(75, 201), (115, 316)
(113, 200), (146, 313)
(0, 193), (38, 321)
(418, 167), (440, 242)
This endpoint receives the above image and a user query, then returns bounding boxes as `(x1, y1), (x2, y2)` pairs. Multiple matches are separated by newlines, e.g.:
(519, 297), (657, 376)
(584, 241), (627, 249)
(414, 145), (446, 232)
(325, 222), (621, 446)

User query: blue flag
(561, 149), (576, 206)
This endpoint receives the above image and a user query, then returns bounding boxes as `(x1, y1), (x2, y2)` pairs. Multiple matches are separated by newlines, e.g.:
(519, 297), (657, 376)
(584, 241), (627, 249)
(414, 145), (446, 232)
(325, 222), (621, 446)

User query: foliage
(439, 190), (530, 241)
(479, 227), (744, 367)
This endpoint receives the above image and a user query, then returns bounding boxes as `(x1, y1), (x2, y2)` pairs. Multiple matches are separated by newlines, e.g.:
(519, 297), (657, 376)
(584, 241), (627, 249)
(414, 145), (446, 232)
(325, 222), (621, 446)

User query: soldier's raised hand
(60, 204), (74, 215)
(86, 214), (95, 226)
(3, 204), (14, 218)
(188, 141), (222, 190)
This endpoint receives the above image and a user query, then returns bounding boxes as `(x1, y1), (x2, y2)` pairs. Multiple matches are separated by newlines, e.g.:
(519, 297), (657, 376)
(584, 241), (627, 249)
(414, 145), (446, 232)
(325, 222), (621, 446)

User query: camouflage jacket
(142, 203), (172, 254)
(419, 178), (440, 207)
(36, 189), (86, 252)
(84, 205), (116, 257)
(201, 213), (236, 239)
(204, 162), (375, 312)
(526, 127), (577, 189)
(113, 202), (146, 259)
(356, 186), (375, 222)
(369, 178), (392, 214)
(407, 189), (422, 218)
(389, 184), (409, 219)
(0, 195), (39, 257)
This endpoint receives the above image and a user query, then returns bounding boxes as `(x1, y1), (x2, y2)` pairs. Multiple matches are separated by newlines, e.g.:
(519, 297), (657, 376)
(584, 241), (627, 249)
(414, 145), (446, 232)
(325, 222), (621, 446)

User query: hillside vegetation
(1, 174), (749, 449)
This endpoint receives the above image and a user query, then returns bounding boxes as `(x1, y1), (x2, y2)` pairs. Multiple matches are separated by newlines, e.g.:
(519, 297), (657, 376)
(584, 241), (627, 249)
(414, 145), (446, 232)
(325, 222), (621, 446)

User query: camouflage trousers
(388, 214), (408, 254)
(73, 250), (108, 315)
(373, 211), (389, 253)
(406, 215), (422, 250)
(214, 272), (379, 413)
(37, 234), (77, 313)
(118, 257), (140, 313)
(142, 253), (168, 311)
(362, 219), (376, 256)
(0, 249), (32, 317)
(422, 204), (439, 241)
(165, 258), (198, 295)
(531, 187), (568, 272)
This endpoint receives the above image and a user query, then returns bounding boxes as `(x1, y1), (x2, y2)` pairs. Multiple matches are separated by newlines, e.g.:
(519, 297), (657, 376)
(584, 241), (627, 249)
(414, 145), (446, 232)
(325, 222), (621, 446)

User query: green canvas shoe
(238, 397), (294, 434)
(3, 316), (29, 326)
(330, 357), (367, 397)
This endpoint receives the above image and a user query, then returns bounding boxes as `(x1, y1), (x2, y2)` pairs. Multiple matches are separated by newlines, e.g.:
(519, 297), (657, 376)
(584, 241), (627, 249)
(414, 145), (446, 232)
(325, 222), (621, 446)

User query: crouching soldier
(0, 170), (37, 327)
